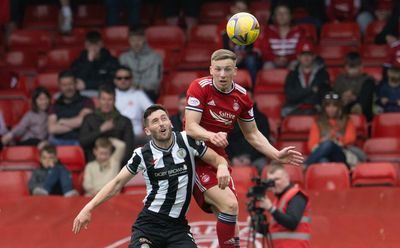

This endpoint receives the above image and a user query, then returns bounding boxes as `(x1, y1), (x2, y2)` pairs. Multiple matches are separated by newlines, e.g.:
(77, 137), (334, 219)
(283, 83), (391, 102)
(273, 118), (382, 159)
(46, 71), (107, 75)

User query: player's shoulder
(233, 83), (248, 96)
(191, 76), (213, 88)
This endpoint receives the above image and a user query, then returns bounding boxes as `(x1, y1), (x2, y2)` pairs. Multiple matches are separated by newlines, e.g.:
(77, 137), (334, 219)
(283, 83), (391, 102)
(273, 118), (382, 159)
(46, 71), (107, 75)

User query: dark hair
(129, 27), (145, 37)
(115, 65), (132, 78)
(94, 137), (113, 151)
(58, 70), (76, 81)
(143, 104), (169, 127)
(98, 84), (115, 97)
(179, 91), (186, 99)
(345, 52), (362, 68)
(85, 31), (102, 44)
(31, 87), (51, 113)
(273, 3), (292, 16)
(40, 144), (57, 156)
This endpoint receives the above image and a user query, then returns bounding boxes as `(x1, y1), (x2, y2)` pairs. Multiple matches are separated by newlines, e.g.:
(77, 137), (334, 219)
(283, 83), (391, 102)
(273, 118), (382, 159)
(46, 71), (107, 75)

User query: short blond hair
(211, 49), (237, 62)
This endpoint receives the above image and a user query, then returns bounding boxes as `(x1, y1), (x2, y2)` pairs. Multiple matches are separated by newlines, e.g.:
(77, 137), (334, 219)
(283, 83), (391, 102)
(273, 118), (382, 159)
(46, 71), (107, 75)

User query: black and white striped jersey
(126, 131), (207, 219)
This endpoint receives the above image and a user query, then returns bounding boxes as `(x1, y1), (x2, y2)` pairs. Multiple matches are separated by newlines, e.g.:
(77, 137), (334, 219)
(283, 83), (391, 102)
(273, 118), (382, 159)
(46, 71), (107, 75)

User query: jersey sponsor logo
(248, 108), (254, 117)
(177, 148), (187, 159)
(209, 110), (235, 125)
(233, 101), (239, 111)
(207, 100), (216, 106)
(188, 97), (201, 107)
(153, 163), (188, 178)
(224, 238), (235, 245)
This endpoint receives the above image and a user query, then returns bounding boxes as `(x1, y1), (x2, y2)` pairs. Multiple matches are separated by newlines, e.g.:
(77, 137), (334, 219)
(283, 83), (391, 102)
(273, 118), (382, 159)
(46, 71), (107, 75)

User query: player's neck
(153, 136), (174, 150)
(214, 82), (233, 93)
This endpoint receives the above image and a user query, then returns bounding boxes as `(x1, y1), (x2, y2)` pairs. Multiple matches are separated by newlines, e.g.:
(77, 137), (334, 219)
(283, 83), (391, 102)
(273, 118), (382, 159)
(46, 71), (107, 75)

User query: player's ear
(144, 127), (151, 136)
(209, 65), (213, 75)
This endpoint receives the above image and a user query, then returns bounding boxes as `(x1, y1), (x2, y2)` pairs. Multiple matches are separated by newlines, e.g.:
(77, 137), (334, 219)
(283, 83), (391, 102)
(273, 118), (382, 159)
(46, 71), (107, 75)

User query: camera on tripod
(247, 177), (275, 200)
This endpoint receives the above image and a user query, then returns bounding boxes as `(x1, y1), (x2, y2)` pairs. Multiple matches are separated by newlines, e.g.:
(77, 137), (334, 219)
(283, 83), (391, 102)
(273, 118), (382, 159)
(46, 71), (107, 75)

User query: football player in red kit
(185, 49), (304, 248)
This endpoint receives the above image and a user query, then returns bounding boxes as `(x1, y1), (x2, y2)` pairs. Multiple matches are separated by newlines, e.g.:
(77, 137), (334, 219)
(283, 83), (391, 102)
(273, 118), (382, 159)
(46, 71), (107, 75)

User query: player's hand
(210, 132), (229, 148)
(72, 209), (91, 234)
(276, 146), (304, 166)
(217, 164), (230, 189)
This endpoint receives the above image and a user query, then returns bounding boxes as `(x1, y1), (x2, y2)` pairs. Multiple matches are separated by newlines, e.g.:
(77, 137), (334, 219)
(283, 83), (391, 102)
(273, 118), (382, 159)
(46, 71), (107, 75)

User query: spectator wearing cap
(282, 41), (331, 117)
(70, 31), (119, 96)
(377, 67), (400, 113)
(254, 3), (305, 70)
(334, 52), (375, 121)
(304, 92), (356, 168)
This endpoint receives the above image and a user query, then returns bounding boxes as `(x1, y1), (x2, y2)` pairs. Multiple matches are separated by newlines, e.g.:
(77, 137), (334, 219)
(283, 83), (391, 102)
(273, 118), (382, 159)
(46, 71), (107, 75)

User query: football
(226, 12), (260, 46)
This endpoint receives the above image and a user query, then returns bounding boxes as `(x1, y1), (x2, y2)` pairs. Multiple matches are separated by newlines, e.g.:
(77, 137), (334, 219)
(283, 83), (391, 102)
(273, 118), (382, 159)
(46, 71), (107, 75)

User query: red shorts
(193, 159), (237, 213)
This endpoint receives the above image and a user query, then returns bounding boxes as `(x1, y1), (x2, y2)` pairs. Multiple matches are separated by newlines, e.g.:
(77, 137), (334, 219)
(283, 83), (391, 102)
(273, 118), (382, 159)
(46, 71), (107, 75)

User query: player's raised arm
(238, 119), (304, 166)
(72, 167), (134, 234)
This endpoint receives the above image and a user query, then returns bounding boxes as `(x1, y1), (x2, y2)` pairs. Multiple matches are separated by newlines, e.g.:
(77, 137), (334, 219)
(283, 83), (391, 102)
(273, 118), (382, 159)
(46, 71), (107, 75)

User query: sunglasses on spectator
(115, 76), (132, 80)
(324, 93), (340, 100)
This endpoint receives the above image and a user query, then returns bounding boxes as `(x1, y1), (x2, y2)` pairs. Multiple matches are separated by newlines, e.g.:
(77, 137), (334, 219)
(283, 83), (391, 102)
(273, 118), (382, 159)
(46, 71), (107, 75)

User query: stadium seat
(153, 47), (179, 72)
(162, 71), (203, 95)
(0, 146), (40, 170)
(298, 23), (318, 44)
(145, 25), (185, 53)
(371, 113), (400, 138)
(231, 166), (258, 195)
(0, 71), (29, 96)
(280, 115), (316, 141)
(249, 1), (271, 25)
(254, 69), (288, 93)
(5, 50), (39, 74)
(189, 24), (220, 48)
(75, 4), (106, 27)
(364, 20), (386, 43)
(101, 26), (130, 49)
(317, 45), (358, 67)
(33, 72), (59, 95)
(56, 146), (85, 172)
(123, 172), (146, 195)
(39, 48), (81, 72)
(253, 93), (285, 121)
(361, 44), (390, 67)
(234, 69), (252, 89)
(72, 171), (84, 194)
(0, 171), (31, 197)
(8, 30), (52, 52)
(275, 140), (309, 156)
(305, 163), (350, 190)
(362, 66), (382, 82)
(320, 22), (361, 46)
(199, 2), (230, 24)
(363, 138), (400, 162)
(0, 97), (29, 127)
(23, 4), (58, 30)
(178, 46), (213, 70)
(349, 114), (368, 147)
(54, 28), (87, 48)
(157, 95), (180, 115)
(352, 162), (398, 187)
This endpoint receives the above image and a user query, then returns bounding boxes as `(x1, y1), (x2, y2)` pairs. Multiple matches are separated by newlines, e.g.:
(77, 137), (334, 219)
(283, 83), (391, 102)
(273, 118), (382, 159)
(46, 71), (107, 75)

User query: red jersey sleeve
(185, 77), (209, 113)
(238, 92), (255, 122)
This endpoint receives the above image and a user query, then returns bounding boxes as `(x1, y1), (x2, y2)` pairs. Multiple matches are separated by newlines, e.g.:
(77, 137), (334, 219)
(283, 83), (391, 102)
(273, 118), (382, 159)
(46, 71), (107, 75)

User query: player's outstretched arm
(72, 167), (134, 234)
(200, 148), (230, 189)
(238, 120), (304, 166)
(185, 110), (229, 147)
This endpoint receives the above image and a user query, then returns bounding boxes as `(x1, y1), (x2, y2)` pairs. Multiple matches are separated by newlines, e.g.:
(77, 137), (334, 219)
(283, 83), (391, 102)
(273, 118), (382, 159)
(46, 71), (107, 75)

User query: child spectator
(28, 144), (78, 196)
(377, 67), (400, 112)
(2, 87), (51, 146)
(83, 137), (125, 196)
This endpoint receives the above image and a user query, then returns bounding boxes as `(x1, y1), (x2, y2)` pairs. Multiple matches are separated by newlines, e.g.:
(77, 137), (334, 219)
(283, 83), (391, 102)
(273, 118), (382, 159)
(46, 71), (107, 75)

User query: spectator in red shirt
(254, 3), (305, 70)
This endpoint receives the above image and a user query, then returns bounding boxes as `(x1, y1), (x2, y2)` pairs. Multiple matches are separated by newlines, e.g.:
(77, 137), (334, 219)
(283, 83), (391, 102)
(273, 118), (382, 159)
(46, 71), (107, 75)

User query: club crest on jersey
(177, 148), (187, 159)
(201, 173), (210, 183)
(233, 101), (240, 111)
(188, 97), (200, 107)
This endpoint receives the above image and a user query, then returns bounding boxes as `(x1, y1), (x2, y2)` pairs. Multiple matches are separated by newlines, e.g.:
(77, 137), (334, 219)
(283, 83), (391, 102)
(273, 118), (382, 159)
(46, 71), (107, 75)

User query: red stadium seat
(157, 95), (180, 115)
(101, 26), (130, 49)
(39, 48), (81, 72)
(276, 140), (309, 156)
(305, 163), (350, 190)
(0, 171), (31, 197)
(54, 28), (87, 48)
(56, 146), (85, 172)
(145, 25), (185, 53)
(363, 138), (400, 162)
(199, 2), (230, 24)
(280, 115), (316, 141)
(320, 22), (361, 46)
(153, 47), (180, 72)
(349, 114), (368, 147)
(189, 24), (220, 48)
(364, 20), (386, 43)
(371, 113), (400, 138)
(33, 72), (59, 95)
(231, 166), (257, 195)
(249, 1), (271, 25)
(75, 4), (105, 27)
(23, 4), (58, 30)
(123, 173), (146, 195)
(8, 30), (52, 52)
(5, 50), (39, 74)
(234, 69), (252, 89)
(178, 46), (213, 70)
(298, 23), (318, 44)
(317, 45), (358, 67)
(254, 69), (288, 93)
(0, 97), (29, 127)
(0, 71), (29, 96)
(0, 146), (40, 170)
(361, 44), (390, 67)
(253, 93), (285, 121)
(352, 162), (398, 186)
(163, 71), (203, 95)
(362, 67), (382, 82)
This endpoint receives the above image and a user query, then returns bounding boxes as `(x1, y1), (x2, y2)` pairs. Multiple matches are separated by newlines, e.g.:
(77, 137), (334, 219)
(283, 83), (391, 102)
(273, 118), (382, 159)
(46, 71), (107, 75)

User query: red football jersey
(185, 76), (254, 155)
